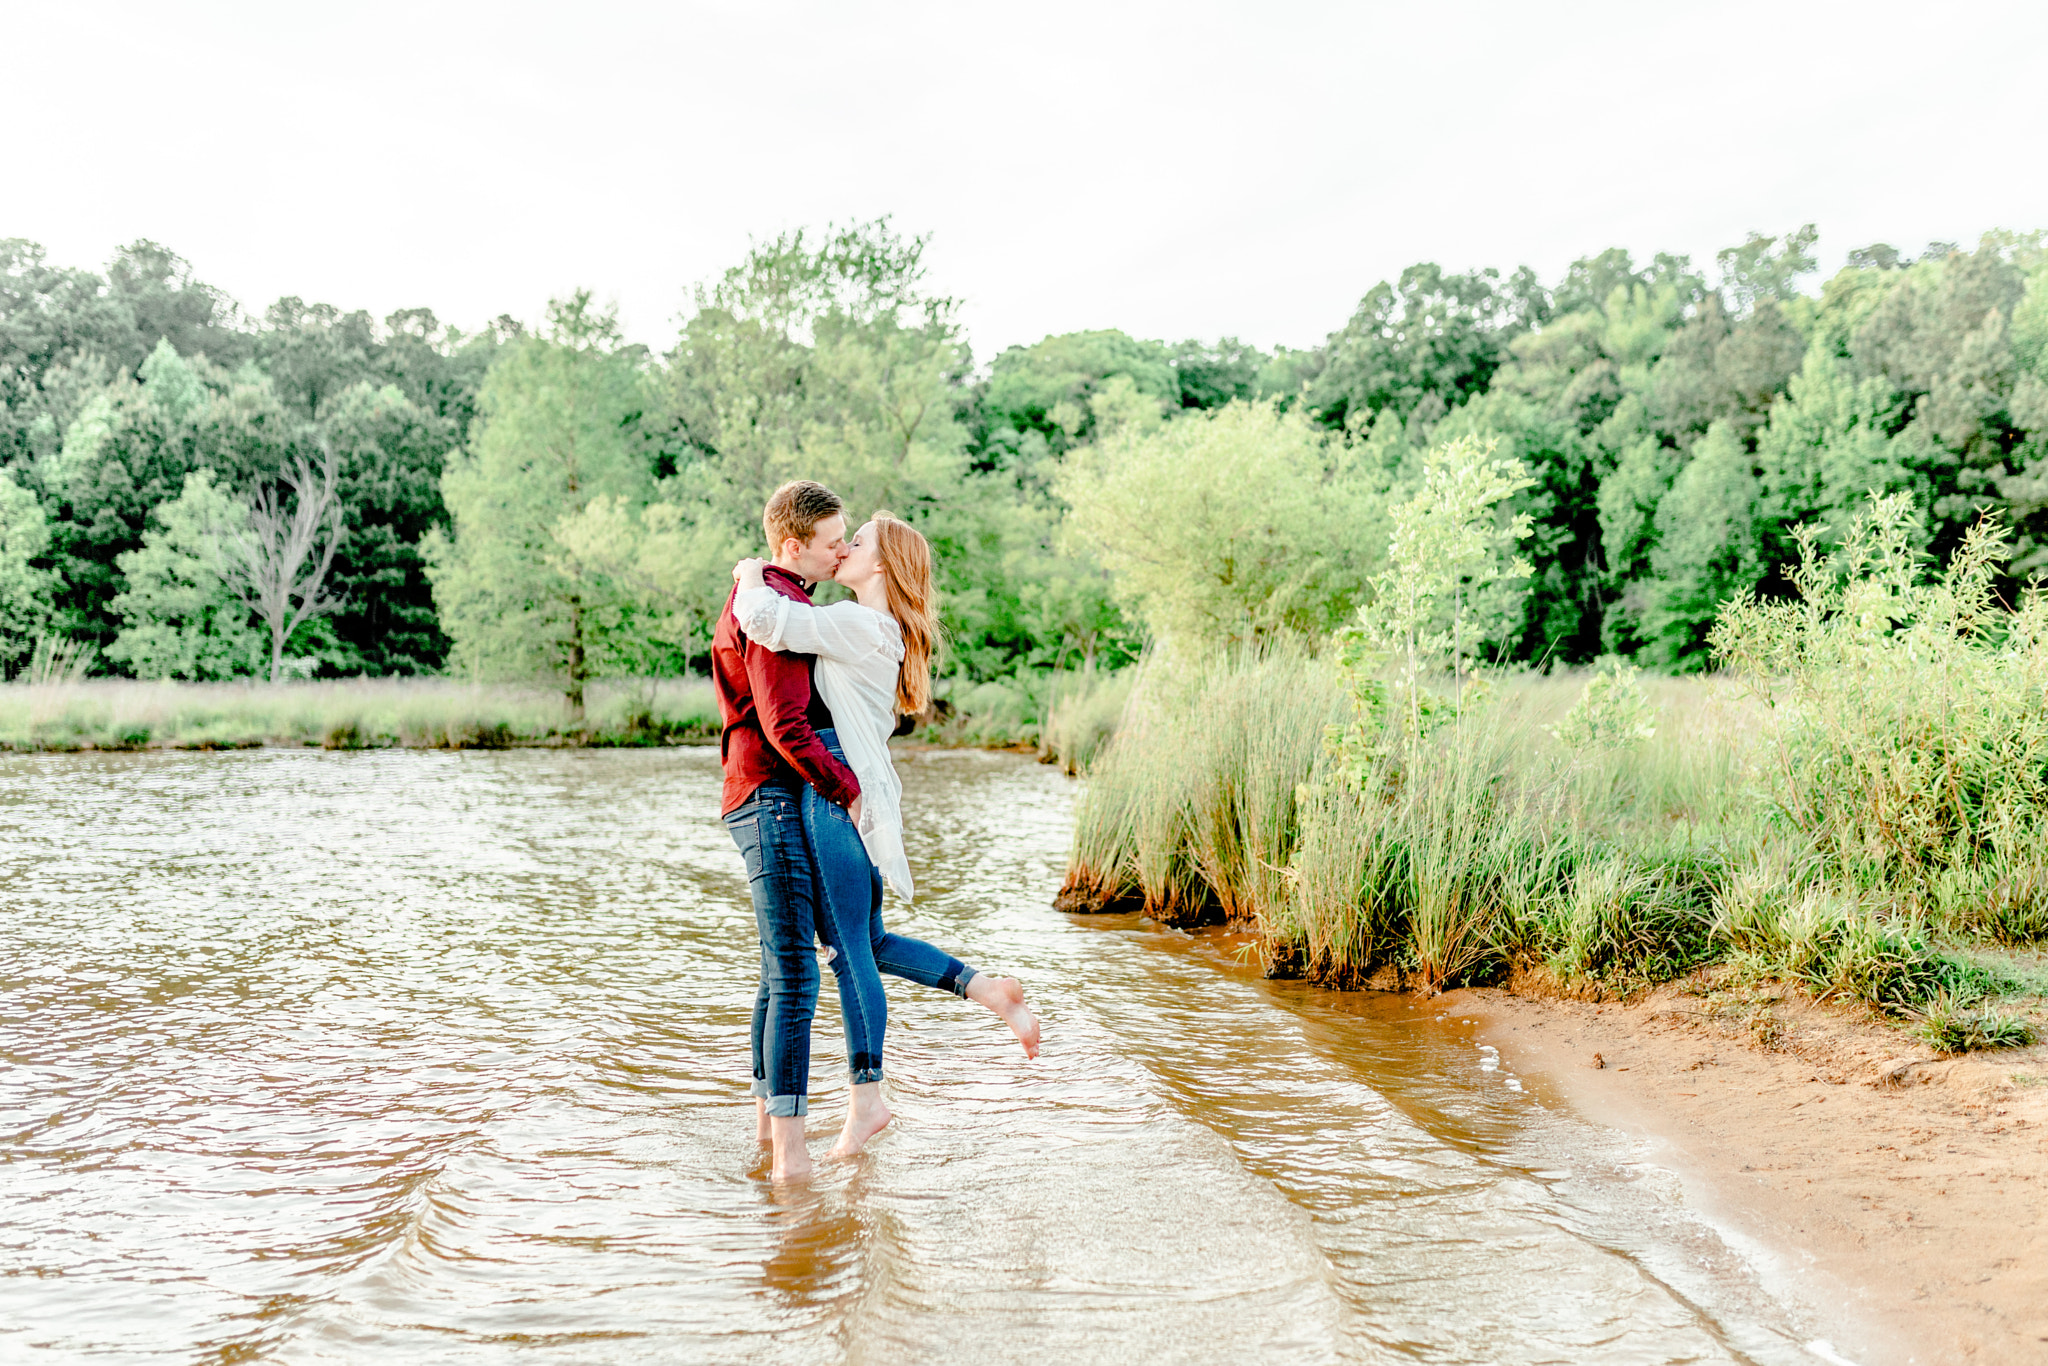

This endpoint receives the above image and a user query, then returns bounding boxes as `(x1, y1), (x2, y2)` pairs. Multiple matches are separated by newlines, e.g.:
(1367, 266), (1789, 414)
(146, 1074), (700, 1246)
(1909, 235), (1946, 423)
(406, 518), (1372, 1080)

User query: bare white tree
(222, 443), (347, 682)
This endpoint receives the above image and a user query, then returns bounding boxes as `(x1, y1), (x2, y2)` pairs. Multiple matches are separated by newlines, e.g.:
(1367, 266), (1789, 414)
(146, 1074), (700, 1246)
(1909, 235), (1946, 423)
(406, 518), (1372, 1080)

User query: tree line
(3, 222), (2044, 701)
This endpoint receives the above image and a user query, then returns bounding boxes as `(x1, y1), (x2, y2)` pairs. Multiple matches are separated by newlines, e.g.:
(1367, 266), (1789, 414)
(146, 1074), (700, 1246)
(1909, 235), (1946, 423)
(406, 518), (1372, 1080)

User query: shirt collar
(762, 563), (813, 599)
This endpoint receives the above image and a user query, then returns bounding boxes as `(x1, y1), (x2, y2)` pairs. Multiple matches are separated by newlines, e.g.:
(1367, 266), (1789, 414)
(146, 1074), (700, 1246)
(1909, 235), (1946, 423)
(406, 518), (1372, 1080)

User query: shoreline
(1442, 979), (2048, 1365)
(0, 733), (722, 754)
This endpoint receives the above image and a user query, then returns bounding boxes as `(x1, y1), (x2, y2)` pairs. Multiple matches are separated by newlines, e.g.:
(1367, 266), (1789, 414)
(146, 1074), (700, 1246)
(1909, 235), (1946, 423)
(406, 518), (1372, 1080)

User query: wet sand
(1447, 978), (2048, 1366)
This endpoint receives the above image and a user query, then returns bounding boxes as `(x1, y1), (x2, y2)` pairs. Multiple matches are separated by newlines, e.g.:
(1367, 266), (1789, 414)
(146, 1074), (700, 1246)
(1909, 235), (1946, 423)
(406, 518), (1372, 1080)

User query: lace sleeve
(734, 587), (788, 650)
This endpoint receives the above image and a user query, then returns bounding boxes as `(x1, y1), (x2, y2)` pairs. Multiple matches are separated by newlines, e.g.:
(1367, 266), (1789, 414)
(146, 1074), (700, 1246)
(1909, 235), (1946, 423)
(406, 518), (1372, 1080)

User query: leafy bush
(1549, 658), (1658, 752)
(1713, 494), (2048, 875)
(1915, 993), (2036, 1053)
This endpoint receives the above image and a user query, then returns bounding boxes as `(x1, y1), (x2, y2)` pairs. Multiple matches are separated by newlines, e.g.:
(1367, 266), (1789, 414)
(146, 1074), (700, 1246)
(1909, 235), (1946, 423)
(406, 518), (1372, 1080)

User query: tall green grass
(917, 666), (1136, 774)
(1058, 652), (2043, 1050)
(0, 677), (719, 751)
(1053, 649), (1339, 920)
(1037, 668), (1135, 775)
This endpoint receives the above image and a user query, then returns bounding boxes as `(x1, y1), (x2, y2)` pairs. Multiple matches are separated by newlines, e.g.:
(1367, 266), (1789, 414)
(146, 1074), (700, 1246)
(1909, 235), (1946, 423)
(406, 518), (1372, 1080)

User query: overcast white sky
(8, 0), (2045, 360)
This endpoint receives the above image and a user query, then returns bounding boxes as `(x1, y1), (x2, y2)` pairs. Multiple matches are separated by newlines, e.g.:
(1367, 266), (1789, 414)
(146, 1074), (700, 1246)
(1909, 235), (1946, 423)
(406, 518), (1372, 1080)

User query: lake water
(1, 747), (1840, 1363)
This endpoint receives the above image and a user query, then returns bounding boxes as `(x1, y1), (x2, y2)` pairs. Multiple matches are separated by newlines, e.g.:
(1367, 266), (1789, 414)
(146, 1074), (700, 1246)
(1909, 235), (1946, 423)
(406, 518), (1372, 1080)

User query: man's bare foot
(966, 975), (1040, 1058)
(755, 1096), (771, 1144)
(827, 1081), (891, 1158)
(769, 1113), (812, 1182)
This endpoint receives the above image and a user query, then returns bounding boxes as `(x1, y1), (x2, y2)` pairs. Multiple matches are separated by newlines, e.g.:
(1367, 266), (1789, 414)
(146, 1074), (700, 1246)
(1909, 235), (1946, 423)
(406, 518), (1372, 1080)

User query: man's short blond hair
(763, 480), (844, 551)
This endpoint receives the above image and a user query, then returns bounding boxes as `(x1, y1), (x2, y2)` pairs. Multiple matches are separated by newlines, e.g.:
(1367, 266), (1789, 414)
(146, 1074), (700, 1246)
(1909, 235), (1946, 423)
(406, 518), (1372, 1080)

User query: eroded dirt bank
(1443, 980), (2048, 1365)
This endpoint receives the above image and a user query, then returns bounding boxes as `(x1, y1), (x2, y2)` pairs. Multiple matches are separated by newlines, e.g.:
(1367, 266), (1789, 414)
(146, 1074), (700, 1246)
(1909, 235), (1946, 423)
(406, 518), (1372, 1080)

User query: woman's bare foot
(755, 1097), (771, 1144)
(828, 1081), (891, 1159)
(966, 975), (1040, 1058)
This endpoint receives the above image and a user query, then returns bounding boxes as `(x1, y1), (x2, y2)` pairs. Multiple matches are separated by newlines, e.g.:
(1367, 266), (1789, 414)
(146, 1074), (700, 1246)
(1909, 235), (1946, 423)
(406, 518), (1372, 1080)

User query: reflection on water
(1, 747), (1826, 1363)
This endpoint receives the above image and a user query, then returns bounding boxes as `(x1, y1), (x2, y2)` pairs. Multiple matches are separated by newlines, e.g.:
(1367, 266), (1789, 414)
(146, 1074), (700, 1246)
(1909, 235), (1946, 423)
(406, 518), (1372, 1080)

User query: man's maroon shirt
(713, 563), (862, 816)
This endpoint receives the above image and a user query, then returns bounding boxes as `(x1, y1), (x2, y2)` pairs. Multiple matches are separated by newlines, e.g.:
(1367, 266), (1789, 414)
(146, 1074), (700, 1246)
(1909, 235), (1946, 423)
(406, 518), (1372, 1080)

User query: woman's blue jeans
(805, 729), (976, 1084)
(724, 783), (819, 1118)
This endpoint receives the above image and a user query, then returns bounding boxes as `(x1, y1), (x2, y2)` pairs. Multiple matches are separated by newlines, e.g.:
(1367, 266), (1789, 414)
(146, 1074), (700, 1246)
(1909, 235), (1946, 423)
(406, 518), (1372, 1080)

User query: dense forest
(3, 222), (2045, 704)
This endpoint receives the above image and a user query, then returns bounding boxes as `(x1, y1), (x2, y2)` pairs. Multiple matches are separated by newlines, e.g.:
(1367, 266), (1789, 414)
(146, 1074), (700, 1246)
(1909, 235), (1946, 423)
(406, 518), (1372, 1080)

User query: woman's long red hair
(872, 512), (936, 715)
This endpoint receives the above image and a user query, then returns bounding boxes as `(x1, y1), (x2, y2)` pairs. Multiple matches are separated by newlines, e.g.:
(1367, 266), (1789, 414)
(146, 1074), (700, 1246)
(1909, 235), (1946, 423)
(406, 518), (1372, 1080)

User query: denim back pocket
(724, 812), (765, 877)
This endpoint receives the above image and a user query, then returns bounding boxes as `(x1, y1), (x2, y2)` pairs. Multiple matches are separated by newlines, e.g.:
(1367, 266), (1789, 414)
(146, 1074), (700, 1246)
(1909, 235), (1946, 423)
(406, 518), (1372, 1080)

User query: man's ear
(777, 536), (802, 562)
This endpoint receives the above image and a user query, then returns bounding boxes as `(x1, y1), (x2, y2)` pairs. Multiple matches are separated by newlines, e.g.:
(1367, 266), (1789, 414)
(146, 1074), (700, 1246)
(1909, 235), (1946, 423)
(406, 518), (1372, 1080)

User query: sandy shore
(1441, 975), (2048, 1365)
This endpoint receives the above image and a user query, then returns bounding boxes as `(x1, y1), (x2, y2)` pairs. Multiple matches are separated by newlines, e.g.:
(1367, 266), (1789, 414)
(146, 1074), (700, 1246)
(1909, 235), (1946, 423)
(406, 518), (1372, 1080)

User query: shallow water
(1, 746), (1833, 1364)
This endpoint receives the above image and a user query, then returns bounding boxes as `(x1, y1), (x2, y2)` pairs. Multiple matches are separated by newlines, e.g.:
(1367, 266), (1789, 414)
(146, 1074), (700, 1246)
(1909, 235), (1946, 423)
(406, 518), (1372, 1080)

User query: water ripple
(2, 748), (1825, 1363)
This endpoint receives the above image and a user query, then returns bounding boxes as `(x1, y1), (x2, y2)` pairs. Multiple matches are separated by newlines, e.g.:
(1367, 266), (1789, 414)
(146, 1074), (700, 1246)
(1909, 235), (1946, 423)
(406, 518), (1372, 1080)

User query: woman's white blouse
(732, 586), (915, 902)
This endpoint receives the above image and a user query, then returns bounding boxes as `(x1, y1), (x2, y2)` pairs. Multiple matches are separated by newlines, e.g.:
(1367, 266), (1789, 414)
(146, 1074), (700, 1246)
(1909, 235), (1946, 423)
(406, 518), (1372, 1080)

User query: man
(713, 479), (861, 1182)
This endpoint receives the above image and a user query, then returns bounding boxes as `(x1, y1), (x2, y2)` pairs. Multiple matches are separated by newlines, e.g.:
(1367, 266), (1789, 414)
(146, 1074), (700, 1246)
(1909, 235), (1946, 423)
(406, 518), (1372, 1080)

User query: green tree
(1755, 344), (1913, 565)
(975, 329), (1177, 462)
(255, 297), (377, 420)
(1057, 400), (1382, 646)
(1642, 421), (1764, 669)
(1, 240), (133, 465)
(107, 470), (264, 680)
(34, 371), (207, 649)
(1309, 264), (1531, 434)
(1356, 434), (1534, 700)
(1169, 337), (1270, 411)
(427, 292), (659, 713)
(315, 381), (456, 673)
(1845, 240), (2032, 555)
(1596, 421), (1684, 654)
(0, 469), (56, 674)
(1716, 225), (1820, 313)
(104, 240), (248, 373)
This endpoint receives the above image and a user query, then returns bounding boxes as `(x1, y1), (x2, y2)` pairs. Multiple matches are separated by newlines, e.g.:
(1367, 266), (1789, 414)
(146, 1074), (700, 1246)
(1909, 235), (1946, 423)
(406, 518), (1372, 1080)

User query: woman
(732, 512), (1039, 1159)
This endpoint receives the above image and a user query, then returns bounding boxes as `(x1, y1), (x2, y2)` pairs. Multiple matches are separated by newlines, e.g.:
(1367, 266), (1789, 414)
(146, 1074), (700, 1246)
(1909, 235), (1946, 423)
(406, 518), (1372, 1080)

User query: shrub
(1713, 494), (2048, 876)
(1915, 993), (2036, 1053)
(322, 719), (366, 750)
(1549, 658), (1658, 753)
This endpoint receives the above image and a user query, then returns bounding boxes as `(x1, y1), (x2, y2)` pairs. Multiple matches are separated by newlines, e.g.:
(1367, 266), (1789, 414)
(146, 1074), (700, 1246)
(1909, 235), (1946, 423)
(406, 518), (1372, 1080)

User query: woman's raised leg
(866, 888), (1040, 1059)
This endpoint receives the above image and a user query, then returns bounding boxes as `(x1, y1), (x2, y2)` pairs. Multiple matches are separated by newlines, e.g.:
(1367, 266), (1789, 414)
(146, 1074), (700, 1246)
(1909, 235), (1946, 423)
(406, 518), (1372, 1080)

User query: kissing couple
(712, 479), (1041, 1182)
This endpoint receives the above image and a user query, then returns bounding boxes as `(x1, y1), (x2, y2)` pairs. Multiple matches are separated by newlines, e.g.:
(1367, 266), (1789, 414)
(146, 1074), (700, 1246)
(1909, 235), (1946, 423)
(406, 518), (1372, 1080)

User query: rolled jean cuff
(849, 1065), (884, 1084)
(763, 1093), (808, 1118)
(750, 1078), (770, 1098)
(947, 964), (978, 999)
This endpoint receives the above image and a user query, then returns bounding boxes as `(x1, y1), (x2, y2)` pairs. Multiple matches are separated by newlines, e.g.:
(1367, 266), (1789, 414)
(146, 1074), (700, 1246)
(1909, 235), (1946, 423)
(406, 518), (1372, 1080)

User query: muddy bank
(1444, 978), (2048, 1365)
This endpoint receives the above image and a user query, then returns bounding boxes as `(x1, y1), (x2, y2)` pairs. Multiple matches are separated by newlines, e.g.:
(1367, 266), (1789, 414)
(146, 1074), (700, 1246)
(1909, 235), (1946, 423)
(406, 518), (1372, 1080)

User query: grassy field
(1058, 652), (2048, 1054)
(914, 666), (1134, 772)
(0, 677), (720, 751)
(0, 664), (1119, 758)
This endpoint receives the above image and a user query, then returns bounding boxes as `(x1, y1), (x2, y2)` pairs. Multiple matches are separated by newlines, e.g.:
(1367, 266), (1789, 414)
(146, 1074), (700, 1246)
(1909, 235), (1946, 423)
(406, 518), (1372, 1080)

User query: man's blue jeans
(724, 784), (818, 1118)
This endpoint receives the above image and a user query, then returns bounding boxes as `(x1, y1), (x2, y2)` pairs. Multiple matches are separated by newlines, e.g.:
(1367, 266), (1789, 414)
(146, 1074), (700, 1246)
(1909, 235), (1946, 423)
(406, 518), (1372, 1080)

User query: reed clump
(1053, 648), (1340, 921)
(0, 677), (719, 752)
(1037, 669), (1135, 775)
